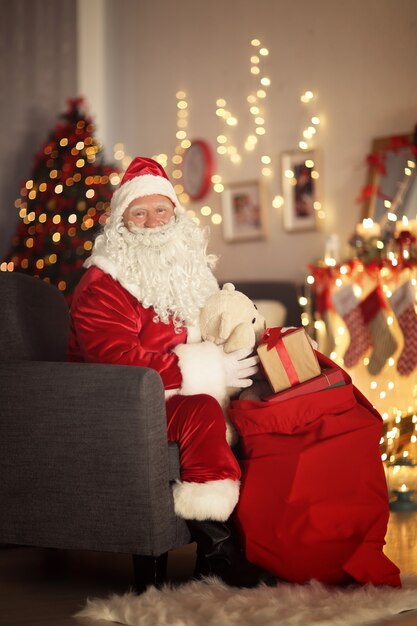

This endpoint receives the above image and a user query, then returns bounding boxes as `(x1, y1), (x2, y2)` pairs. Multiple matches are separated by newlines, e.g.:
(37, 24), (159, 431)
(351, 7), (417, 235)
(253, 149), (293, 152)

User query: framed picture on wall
(281, 150), (319, 232)
(221, 180), (267, 242)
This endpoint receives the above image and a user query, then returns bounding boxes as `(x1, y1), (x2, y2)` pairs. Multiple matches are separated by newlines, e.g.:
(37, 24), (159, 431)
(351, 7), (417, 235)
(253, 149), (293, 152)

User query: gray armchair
(0, 272), (302, 592)
(0, 271), (190, 592)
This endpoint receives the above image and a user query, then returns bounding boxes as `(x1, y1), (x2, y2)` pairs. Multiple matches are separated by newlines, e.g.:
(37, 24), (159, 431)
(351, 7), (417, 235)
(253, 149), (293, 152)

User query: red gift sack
(228, 353), (401, 587)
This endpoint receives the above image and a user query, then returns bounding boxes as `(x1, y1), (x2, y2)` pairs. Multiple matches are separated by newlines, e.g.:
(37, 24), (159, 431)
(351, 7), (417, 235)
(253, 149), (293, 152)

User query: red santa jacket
(68, 266), (228, 400)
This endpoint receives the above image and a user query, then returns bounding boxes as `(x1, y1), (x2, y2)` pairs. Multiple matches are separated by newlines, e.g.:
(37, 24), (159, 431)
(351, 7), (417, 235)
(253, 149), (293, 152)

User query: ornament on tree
(348, 232), (367, 259)
(360, 286), (398, 376)
(3, 97), (119, 304)
(390, 280), (417, 376)
(348, 229), (384, 264)
(332, 285), (371, 368)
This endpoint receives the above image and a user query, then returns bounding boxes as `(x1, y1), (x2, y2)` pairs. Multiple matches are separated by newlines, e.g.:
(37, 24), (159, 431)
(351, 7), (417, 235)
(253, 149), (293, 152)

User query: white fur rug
(76, 575), (417, 626)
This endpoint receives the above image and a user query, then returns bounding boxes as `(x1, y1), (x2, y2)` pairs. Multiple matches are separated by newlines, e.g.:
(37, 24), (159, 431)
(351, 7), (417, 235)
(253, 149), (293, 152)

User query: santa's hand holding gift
(68, 156), (274, 588)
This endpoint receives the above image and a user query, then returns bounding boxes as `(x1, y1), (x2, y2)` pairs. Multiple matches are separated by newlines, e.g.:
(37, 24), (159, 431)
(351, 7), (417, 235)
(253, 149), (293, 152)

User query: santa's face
(90, 193), (219, 328)
(123, 194), (175, 229)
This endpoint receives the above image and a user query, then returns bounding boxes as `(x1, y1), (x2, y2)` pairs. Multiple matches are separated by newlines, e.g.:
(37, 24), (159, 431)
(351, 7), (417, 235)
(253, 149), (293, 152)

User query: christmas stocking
(322, 309), (336, 355)
(332, 285), (371, 368)
(315, 282), (336, 355)
(360, 286), (398, 376)
(390, 280), (417, 376)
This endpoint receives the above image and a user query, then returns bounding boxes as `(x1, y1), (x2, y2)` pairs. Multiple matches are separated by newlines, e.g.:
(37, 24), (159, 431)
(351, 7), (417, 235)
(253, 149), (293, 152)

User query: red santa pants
(166, 394), (241, 484)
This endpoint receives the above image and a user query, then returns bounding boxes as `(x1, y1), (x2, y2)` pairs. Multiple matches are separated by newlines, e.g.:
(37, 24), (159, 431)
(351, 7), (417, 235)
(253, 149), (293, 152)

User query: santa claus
(68, 156), (274, 588)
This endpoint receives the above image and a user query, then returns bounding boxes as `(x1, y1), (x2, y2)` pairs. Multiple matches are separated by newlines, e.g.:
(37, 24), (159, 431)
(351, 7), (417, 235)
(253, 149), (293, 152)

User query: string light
(300, 90), (314, 103)
(110, 173), (121, 186)
(196, 36), (275, 216)
(214, 97), (241, 165)
(162, 39), (335, 229)
(272, 195), (284, 209)
(294, 89), (325, 220)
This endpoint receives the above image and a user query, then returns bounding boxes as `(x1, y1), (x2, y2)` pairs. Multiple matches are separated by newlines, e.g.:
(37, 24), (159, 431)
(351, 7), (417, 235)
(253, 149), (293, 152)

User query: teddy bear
(199, 282), (269, 445)
(200, 283), (266, 352)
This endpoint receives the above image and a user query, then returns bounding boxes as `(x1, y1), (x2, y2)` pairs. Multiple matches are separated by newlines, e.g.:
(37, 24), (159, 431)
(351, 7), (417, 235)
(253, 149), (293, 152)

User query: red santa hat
(110, 156), (185, 218)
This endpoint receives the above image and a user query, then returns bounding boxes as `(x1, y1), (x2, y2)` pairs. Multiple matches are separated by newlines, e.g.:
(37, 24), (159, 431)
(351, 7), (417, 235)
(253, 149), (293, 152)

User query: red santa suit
(67, 156), (275, 591)
(68, 260), (242, 522)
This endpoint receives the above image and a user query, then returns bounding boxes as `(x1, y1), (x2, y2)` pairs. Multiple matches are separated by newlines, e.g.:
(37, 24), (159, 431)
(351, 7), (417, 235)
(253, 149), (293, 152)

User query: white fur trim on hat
(172, 478), (240, 521)
(172, 341), (228, 406)
(111, 174), (185, 218)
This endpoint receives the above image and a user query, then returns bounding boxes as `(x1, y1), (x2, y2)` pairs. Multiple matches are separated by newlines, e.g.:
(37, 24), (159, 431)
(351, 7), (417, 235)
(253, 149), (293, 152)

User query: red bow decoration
(308, 264), (339, 315)
(366, 152), (387, 176)
(385, 135), (413, 154)
(261, 327), (291, 350)
(395, 230), (416, 247)
(364, 259), (384, 281)
(355, 184), (381, 204)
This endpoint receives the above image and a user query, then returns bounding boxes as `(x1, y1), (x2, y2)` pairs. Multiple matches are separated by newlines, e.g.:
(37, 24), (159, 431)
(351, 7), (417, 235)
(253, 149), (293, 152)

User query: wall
(86, 0), (417, 284)
(0, 0), (77, 258)
(3, 1), (415, 282)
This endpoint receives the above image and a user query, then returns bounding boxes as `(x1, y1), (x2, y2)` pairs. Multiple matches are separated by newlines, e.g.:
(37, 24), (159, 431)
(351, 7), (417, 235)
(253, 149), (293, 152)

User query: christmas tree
(2, 97), (120, 304)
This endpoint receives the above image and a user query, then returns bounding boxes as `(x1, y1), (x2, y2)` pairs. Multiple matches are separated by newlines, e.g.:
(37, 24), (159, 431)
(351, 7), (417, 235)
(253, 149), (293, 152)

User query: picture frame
(281, 149), (319, 232)
(222, 180), (267, 242)
(360, 132), (415, 222)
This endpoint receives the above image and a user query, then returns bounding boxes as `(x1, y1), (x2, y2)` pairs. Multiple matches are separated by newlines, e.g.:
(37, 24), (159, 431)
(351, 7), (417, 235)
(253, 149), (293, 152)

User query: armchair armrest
(0, 361), (181, 555)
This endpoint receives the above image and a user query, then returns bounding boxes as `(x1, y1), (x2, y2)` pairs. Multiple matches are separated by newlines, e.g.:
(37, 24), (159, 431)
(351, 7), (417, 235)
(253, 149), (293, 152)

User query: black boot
(187, 519), (276, 588)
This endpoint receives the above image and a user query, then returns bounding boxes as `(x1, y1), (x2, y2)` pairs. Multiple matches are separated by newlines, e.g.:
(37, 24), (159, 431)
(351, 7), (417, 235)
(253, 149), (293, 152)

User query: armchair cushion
(0, 271), (69, 361)
(0, 360), (190, 555)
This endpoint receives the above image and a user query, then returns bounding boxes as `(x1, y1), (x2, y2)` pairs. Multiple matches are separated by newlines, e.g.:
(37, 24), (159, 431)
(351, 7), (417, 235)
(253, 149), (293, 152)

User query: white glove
(223, 347), (259, 388)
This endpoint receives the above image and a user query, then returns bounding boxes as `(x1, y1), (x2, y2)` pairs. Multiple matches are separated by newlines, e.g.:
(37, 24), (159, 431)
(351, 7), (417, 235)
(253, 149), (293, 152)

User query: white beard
(85, 213), (219, 330)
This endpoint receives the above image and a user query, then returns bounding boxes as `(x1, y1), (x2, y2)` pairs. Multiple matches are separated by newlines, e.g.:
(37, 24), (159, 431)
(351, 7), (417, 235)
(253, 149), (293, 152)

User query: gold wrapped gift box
(257, 327), (321, 393)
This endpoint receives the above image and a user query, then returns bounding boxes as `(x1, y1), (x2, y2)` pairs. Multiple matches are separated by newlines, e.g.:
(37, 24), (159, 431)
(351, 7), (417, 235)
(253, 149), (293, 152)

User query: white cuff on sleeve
(172, 478), (240, 521)
(172, 341), (227, 405)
